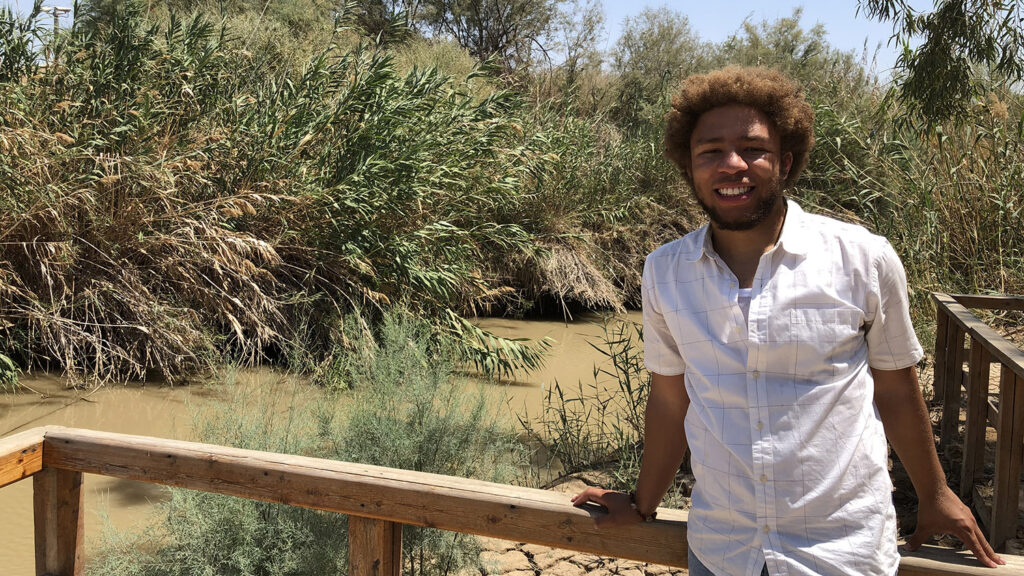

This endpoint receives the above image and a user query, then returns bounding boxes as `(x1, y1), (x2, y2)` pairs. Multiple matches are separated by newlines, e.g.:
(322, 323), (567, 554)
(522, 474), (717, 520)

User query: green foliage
(0, 1), (42, 83)
(522, 319), (646, 484)
(861, 0), (1024, 124)
(611, 7), (707, 128)
(0, 352), (19, 390)
(0, 0), (550, 382)
(420, 0), (562, 73)
(89, 312), (525, 576)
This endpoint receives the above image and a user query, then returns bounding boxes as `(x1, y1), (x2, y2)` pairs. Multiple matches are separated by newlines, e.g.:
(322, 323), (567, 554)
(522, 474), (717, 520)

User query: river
(0, 312), (641, 575)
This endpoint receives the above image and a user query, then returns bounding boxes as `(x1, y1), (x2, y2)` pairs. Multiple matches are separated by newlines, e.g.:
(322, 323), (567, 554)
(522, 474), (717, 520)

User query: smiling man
(572, 67), (1004, 575)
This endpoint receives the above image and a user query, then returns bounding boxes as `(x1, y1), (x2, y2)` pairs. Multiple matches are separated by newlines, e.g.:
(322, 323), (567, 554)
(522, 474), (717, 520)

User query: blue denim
(687, 548), (769, 576)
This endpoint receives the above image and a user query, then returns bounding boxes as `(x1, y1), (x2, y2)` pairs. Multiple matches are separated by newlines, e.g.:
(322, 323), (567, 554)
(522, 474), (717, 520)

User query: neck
(710, 198), (787, 286)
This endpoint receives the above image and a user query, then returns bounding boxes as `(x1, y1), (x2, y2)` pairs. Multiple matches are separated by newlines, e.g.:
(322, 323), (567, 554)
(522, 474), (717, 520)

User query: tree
(420, 0), (562, 72)
(611, 7), (707, 126)
(712, 8), (874, 108)
(552, 0), (604, 87)
(860, 0), (1024, 123)
(351, 0), (423, 41)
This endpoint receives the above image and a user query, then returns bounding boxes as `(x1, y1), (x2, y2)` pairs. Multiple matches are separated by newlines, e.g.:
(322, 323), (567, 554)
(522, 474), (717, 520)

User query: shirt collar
(775, 198), (810, 256)
(681, 197), (810, 262)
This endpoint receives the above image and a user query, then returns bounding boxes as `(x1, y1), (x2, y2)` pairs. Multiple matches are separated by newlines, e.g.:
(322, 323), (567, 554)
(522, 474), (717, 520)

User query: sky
(599, 1), (933, 78)
(7, 0), (932, 78)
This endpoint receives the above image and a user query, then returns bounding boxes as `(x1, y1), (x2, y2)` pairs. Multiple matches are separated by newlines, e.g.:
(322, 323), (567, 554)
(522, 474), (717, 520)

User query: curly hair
(664, 66), (815, 189)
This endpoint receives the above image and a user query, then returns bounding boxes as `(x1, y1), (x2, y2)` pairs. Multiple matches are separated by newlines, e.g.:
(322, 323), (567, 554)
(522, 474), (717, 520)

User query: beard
(693, 177), (785, 231)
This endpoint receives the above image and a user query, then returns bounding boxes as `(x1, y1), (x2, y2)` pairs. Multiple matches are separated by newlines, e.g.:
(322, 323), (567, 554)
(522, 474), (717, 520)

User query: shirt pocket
(770, 307), (864, 381)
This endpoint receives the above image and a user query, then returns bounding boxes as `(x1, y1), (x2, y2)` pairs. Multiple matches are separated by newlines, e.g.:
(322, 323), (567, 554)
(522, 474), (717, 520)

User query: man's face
(688, 104), (793, 231)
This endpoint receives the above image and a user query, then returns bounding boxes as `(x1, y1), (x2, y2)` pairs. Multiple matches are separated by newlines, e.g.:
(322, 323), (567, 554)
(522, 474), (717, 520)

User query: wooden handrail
(951, 294), (1024, 312)
(2, 426), (1023, 575)
(932, 292), (1024, 552)
(0, 426), (44, 489)
(934, 293), (1024, 382)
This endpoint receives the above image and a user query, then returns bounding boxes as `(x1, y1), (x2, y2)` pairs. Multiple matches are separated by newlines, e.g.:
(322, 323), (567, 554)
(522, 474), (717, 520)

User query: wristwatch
(628, 491), (658, 522)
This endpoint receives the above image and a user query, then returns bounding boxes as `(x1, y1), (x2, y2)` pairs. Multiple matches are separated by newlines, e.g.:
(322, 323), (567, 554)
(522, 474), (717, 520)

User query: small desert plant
(88, 311), (526, 576)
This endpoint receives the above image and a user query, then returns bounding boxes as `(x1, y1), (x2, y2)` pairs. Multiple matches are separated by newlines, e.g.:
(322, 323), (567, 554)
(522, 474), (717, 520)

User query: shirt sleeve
(642, 254), (686, 376)
(865, 239), (924, 370)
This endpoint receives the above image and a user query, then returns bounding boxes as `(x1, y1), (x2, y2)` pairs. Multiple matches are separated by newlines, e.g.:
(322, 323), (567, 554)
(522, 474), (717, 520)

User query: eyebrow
(693, 135), (774, 146)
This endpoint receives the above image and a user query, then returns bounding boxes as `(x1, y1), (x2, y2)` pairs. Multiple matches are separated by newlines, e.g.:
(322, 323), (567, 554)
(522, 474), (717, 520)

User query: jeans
(687, 549), (769, 576)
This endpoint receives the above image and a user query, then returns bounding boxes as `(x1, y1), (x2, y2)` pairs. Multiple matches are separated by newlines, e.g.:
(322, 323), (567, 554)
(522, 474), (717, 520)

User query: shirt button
(760, 474), (768, 483)
(729, 281), (736, 288)
(756, 421), (764, 431)
(752, 370), (760, 379)
(763, 525), (770, 534)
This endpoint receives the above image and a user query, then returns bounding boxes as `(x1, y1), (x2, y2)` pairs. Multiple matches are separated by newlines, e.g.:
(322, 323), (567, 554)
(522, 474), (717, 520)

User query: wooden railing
(933, 293), (1024, 551)
(2, 426), (1021, 576)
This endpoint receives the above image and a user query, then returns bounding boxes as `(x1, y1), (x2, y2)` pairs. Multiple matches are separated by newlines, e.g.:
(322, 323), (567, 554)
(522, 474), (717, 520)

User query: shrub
(88, 311), (526, 576)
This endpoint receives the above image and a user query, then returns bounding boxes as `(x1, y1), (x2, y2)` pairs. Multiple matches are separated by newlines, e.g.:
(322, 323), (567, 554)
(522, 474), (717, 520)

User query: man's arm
(571, 372), (689, 527)
(873, 366), (1004, 567)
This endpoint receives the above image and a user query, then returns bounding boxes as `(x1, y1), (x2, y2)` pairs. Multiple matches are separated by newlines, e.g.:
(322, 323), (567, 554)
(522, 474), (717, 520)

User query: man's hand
(905, 485), (1005, 568)
(873, 367), (1005, 568)
(570, 487), (640, 528)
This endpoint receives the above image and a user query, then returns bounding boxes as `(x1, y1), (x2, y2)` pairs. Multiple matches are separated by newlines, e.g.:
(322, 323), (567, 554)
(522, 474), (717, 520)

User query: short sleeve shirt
(642, 200), (923, 576)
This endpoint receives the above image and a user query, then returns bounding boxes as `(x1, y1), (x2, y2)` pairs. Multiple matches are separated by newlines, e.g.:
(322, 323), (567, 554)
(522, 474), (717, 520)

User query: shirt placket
(746, 251), (779, 571)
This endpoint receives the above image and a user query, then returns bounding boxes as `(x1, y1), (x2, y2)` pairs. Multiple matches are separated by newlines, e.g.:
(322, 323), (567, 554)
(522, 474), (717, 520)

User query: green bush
(88, 311), (526, 576)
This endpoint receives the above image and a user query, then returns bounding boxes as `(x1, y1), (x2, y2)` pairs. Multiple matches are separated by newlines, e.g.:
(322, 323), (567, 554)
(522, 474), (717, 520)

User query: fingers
(570, 487), (608, 507)
(904, 527), (927, 551)
(906, 518), (1005, 567)
(957, 524), (1005, 568)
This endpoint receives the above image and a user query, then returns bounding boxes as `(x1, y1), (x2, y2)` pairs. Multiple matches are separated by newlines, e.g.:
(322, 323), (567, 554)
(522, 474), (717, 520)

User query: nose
(718, 149), (748, 173)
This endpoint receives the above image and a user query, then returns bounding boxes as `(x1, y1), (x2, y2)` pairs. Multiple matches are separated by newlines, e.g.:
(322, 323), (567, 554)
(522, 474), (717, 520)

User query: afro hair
(664, 66), (815, 189)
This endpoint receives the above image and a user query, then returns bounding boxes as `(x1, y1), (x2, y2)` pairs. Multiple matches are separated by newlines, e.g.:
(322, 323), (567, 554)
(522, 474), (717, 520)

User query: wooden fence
(933, 293), (1024, 551)
(2, 426), (1021, 576)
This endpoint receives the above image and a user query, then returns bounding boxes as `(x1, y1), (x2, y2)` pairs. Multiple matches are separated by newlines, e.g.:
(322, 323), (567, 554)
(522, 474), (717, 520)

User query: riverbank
(0, 313), (642, 575)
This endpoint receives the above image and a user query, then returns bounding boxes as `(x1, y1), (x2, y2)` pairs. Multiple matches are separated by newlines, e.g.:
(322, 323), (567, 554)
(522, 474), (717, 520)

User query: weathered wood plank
(28, 426), (1022, 573)
(0, 426), (46, 489)
(349, 516), (401, 576)
(940, 321), (966, 451)
(951, 294), (1024, 312)
(990, 365), (1024, 549)
(41, 427), (690, 567)
(934, 305), (950, 405)
(898, 544), (1024, 575)
(933, 293), (1024, 382)
(960, 339), (991, 499)
(33, 467), (84, 576)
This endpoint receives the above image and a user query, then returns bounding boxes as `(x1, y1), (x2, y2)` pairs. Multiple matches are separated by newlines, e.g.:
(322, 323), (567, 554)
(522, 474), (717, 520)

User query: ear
(780, 152), (793, 181)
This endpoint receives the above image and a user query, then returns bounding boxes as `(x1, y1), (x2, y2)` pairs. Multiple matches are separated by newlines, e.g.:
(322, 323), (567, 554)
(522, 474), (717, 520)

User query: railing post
(960, 337), (991, 500)
(939, 321), (965, 453)
(33, 467), (84, 576)
(349, 516), (402, 576)
(932, 304), (949, 404)
(990, 365), (1024, 549)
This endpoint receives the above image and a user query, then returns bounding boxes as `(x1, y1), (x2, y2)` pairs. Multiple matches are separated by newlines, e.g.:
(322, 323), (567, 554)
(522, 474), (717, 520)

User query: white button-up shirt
(643, 200), (923, 576)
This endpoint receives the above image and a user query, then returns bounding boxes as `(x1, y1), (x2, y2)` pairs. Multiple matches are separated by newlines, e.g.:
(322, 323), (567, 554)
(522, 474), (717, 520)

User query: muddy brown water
(0, 312), (640, 575)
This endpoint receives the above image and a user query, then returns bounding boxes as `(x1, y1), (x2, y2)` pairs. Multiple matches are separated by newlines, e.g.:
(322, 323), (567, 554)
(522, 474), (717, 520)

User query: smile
(715, 186), (752, 197)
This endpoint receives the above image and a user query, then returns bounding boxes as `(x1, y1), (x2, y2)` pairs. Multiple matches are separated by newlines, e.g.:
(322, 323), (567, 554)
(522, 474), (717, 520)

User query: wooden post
(933, 306), (949, 405)
(33, 468), (84, 576)
(349, 516), (402, 576)
(990, 365), (1024, 549)
(939, 323), (965, 452)
(960, 338), (990, 499)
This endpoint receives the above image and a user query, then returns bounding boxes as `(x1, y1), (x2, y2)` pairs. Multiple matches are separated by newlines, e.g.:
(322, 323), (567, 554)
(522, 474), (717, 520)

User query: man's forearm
(634, 372), (689, 514)
(872, 367), (946, 498)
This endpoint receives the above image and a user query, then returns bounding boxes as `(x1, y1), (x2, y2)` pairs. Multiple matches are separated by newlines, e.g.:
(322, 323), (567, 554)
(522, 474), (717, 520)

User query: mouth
(714, 185), (753, 198)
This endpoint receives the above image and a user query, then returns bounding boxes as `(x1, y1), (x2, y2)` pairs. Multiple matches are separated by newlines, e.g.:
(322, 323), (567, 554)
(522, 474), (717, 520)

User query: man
(571, 67), (1004, 575)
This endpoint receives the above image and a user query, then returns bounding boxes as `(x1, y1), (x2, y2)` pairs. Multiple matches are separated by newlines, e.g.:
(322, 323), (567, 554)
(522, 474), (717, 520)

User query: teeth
(717, 187), (751, 197)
